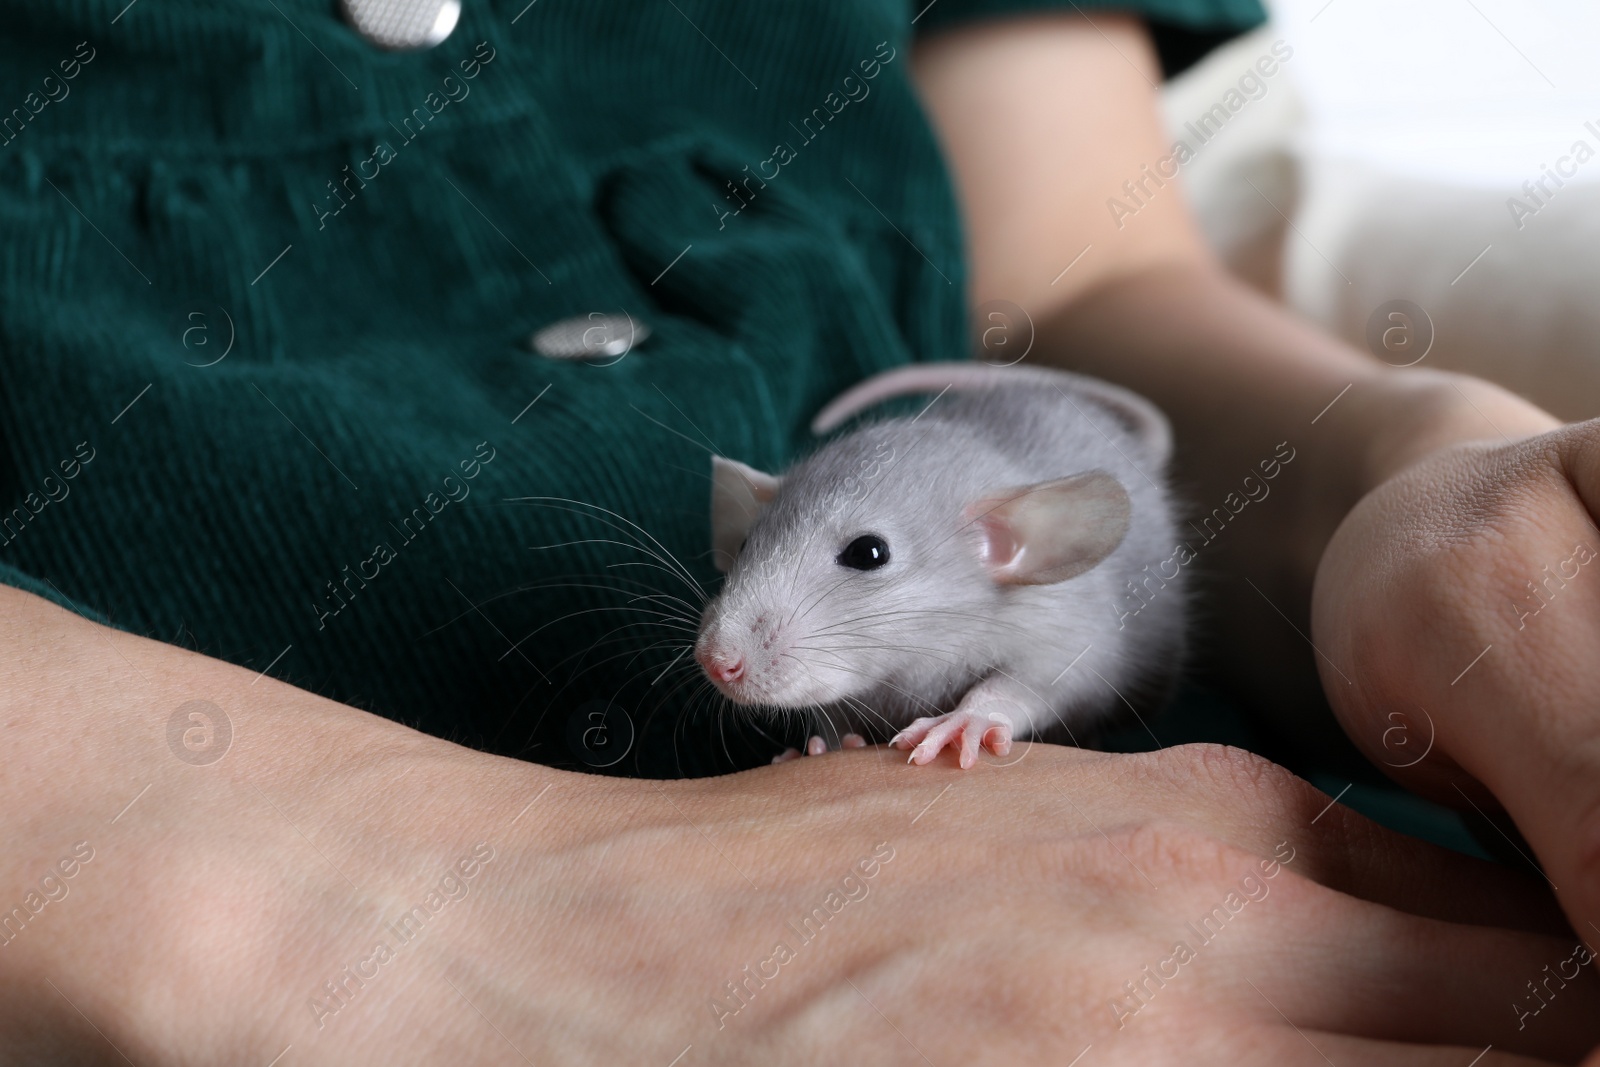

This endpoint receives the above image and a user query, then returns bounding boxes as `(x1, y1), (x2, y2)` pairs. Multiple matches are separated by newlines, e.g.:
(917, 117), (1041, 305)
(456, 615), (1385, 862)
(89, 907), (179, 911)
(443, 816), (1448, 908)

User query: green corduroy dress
(0, 0), (1263, 776)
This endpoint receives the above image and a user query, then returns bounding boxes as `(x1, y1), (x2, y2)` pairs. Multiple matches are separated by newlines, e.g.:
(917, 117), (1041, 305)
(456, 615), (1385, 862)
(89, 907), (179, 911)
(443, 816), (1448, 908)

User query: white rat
(693, 361), (1185, 768)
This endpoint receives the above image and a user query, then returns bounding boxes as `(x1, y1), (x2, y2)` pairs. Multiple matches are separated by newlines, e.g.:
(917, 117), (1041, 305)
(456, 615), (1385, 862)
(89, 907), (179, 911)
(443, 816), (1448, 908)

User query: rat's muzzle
(695, 643), (746, 685)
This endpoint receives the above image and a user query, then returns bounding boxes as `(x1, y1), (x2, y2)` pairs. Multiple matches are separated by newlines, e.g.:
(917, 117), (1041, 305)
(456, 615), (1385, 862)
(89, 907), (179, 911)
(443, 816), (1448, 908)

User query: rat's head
(693, 433), (1132, 708)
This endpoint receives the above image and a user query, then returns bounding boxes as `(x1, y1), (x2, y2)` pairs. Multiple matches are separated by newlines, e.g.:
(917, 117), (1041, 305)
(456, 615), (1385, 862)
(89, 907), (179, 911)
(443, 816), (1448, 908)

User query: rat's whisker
(525, 525), (692, 591)
(545, 631), (688, 682)
(625, 591), (705, 621)
(774, 652), (934, 735)
(790, 641), (966, 670)
(505, 605), (699, 659)
(783, 569), (856, 634)
(510, 496), (707, 600)
(654, 675), (727, 769)
(787, 652), (954, 718)
(834, 691), (903, 740)
(807, 605), (1030, 640)
(417, 571), (701, 639)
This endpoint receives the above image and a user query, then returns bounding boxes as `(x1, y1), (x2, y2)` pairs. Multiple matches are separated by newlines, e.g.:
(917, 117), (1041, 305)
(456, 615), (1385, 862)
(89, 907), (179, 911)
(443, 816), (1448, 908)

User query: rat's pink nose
(697, 645), (745, 684)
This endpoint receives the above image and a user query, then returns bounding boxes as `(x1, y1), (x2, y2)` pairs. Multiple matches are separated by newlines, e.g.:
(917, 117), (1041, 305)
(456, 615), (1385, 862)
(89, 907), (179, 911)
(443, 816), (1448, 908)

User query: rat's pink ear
(711, 456), (782, 573)
(967, 471), (1131, 585)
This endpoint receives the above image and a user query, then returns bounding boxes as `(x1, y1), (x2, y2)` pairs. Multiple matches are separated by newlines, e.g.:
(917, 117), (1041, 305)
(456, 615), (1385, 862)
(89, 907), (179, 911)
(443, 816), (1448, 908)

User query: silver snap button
(531, 313), (650, 365)
(339, 0), (460, 51)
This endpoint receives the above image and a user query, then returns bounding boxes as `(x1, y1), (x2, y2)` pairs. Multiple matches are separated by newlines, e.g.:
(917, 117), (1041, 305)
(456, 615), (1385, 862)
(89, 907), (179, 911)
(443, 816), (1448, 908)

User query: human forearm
(0, 585), (593, 1061)
(913, 12), (1559, 602)
(1038, 259), (1561, 593)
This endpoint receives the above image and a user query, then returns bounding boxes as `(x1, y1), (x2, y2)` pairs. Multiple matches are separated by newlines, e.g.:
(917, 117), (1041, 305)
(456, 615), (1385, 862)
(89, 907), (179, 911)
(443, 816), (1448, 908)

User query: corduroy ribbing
(0, 0), (1263, 776)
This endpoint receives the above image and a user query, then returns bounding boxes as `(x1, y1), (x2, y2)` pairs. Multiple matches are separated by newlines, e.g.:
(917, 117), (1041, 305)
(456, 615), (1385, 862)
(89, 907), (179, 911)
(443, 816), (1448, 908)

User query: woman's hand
(1316, 418), (1600, 949)
(4, 589), (1596, 1065)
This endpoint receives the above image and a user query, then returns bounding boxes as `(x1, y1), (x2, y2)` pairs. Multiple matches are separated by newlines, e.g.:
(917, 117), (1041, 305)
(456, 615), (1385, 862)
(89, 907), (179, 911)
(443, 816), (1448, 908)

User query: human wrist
(1286, 368), (1559, 614)
(1353, 368), (1561, 495)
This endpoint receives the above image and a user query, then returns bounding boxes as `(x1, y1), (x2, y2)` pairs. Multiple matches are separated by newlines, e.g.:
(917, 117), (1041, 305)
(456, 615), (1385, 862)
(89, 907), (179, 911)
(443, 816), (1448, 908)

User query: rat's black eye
(837, 534), (890, 571)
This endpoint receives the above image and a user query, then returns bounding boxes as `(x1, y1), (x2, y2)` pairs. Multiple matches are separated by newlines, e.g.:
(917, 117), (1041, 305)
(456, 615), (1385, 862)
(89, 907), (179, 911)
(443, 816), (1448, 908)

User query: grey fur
(696, 362), (1186, 745)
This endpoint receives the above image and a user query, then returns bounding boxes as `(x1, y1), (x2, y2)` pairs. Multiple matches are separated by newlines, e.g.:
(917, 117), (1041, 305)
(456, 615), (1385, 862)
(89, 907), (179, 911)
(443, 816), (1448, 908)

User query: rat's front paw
(890, 710), (1012, 769)
(772, 733), (867, 763)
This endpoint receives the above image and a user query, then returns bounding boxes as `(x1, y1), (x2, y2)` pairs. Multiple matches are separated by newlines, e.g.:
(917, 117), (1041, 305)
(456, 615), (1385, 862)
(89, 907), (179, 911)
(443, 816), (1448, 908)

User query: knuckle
(1090, 820), (1324, 920)
(1091, 820), (1261, 890)
(1150, 743), (1315, 809)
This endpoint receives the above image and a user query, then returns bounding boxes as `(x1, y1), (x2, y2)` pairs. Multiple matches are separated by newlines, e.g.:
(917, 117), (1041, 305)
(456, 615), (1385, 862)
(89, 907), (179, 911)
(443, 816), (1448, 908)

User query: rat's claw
(891, 709), (1013, 769)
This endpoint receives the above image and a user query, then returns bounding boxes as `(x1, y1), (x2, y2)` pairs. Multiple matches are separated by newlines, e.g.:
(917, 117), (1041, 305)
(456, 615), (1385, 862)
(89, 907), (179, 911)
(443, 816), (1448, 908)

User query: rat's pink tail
(811, 361), (1172, 463)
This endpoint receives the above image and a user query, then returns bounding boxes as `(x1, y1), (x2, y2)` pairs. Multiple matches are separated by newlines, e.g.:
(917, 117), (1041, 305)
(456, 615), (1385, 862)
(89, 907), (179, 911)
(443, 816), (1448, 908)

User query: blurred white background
(1284, 0), (1599, 183)
(1165, 0), (1600, 419)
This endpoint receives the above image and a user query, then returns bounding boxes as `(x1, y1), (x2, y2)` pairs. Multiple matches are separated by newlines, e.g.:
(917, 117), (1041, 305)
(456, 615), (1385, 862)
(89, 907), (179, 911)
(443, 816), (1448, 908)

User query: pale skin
(5, 12), (1600, 1066)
